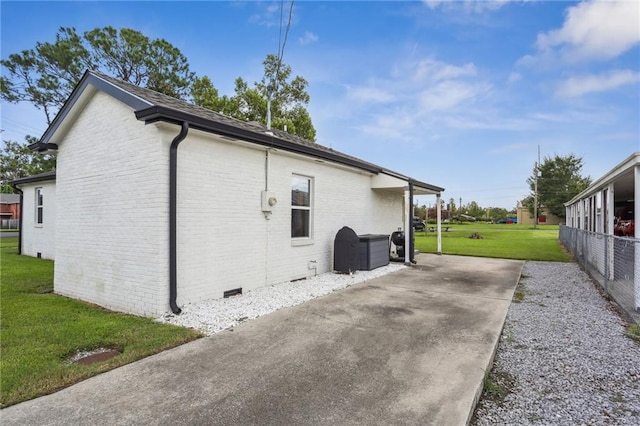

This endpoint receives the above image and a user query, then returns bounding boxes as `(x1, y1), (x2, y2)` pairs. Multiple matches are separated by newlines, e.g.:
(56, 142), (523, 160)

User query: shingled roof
(36, 70), (444, 193)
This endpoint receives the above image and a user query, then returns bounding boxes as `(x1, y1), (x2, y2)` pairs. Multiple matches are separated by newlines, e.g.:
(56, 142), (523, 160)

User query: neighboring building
(564, 153), (638, 237)
(0, 193), (21, 227)
(515, 202), (562, 225)
(11, 172), (56, 259)
(14, 70), (444, 317)
(561, 152), (639, 320)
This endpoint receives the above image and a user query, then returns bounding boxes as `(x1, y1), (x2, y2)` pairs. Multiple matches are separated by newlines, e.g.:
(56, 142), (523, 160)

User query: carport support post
(404, 187), (411, 265)
(635, 165), (640, 312)
(436, 193), (442, 255)
(606, 184), (615, 281)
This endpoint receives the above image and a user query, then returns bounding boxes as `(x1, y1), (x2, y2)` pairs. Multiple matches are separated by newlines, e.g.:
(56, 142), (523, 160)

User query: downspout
(10, 184), (23, 255)
(409, 182), (416, 264)
(169, 121), (190, 314)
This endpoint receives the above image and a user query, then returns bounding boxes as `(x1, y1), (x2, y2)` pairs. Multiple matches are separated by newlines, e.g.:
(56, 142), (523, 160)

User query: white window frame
(291, 174), (313, 245)
(35, 187), (44, 226)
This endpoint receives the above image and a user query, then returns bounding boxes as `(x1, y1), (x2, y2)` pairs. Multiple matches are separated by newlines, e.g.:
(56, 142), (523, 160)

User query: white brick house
(11, 171), (56, 260)
(14, 71), (444, 317)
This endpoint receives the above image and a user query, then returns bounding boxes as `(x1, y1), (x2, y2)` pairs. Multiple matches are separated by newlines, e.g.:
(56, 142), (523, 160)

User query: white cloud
(249, 2), (296, 28)
(343, 57), (484, 114)
(355, 109), (419, 141)
(423, 0), (509, 13)
(345, 85), (396, 104)
(556, 69), (640, 97)
(299, 31), (318, 45)
(414, 59), (477, 82)
(534, 0), (640, 62)
(419, 80), (490, 112)
(507, 72), (521, 83)
(336, 55), (497, 141)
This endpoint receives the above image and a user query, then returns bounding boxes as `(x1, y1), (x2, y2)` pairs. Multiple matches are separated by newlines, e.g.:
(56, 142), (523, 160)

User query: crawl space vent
(224, 288), (242, 298)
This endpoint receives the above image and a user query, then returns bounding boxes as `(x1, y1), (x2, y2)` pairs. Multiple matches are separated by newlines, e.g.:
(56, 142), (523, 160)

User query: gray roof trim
(564, 152), (639, 206)
(36, 71), (152, 148)
(10, 171), (57, 186)
(33, 70), (444, 192)
(90, 71), (443, 188)
(136, 105), (384, 174)
(379, 168), (444, 193)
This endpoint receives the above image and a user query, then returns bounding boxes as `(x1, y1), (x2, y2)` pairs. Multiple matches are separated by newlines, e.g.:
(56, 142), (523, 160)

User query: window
(35, 187), (43, 225)
(291, 175), (312, 238)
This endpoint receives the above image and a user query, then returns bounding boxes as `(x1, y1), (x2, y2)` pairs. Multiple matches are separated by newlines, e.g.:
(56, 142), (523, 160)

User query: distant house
(13, 70), (445, 317)
(0, 193), (21, 221)
(10, 171), (56, 258)
(515, 202), (562, 225)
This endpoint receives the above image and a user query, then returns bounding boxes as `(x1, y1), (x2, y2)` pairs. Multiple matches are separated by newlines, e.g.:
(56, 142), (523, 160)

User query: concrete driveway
(1, 254), (523, 426)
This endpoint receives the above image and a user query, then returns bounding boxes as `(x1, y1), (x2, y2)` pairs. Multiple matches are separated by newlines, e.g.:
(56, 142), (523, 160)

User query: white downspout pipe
(404, 187), (411, 265)
(436, 193), (442, 255)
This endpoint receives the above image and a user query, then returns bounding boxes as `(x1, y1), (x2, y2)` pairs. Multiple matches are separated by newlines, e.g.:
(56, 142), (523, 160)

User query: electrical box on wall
(261, 190), (277, 212)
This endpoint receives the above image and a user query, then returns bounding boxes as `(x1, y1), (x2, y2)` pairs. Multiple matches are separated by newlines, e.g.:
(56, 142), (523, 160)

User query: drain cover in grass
(68, 348), (121, 365)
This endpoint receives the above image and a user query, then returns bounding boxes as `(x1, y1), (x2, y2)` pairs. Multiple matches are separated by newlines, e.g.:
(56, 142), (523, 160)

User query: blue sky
(1, 0), (639, 209)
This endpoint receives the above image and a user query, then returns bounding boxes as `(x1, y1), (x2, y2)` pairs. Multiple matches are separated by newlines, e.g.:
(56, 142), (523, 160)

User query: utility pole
(534, 163), (538, 229)
(533, 145), (540, 229)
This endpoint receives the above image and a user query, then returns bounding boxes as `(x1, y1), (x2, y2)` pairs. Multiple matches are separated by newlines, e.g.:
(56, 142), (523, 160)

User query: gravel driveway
(473, 261), (640, 425)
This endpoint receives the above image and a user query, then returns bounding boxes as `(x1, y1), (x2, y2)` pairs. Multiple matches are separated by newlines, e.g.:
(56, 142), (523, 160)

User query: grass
(625, 323), (640, 343)
(0, 223), (570, 406)
(415, 223), (572, 262)
(513, 287), (526, 303)
(0, 237), (202, 408)
(481, 368), (514, 402)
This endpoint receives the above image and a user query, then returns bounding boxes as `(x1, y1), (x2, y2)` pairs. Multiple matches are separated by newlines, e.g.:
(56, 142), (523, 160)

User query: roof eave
(135, 105), (384, 175)
(564, 152), (640, 206)
(37, 71), (152, 148)
(9, 171), (57, 186)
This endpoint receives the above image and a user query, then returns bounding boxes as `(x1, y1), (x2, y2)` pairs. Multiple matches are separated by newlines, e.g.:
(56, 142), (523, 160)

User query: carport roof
(34, 70), (444, 195)
(565, 152), (639, 205)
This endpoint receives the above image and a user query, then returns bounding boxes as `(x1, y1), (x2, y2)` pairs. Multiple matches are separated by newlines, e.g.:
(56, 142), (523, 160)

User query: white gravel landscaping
(157, 263), (406, 335)
(473, 261), (640, 425)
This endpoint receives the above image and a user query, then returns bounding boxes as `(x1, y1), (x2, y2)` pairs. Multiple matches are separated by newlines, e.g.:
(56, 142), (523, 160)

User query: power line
(1, 116), (45, 136)
(267, 0), (294, 130)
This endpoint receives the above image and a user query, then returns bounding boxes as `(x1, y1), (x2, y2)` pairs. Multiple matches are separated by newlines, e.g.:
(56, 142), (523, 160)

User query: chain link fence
(559, 225), (639, 323)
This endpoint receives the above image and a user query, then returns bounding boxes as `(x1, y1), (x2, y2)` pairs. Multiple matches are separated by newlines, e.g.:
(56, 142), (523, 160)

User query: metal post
(403, 188), (411, 265)
(436, 193), (442, 255)
(534, 161), (538, 229)
(634, 165), (640, 312)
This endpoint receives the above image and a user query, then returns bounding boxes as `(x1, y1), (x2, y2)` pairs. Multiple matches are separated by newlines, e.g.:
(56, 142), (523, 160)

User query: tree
(447, 198), (457, 218)
(190, 76), (239, 116)
(0, 138), (56, 193)
(414, 204), (427, 220)
(465, 201), (484, 219)
(1, 26), (194, 126)
(193, 54), (317, 141)
(486, 207), (509, 222)
(523, 154), (591, 219)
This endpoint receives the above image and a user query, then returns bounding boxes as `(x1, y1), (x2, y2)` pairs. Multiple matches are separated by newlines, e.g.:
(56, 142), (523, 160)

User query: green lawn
(0, 237), (202, 408)
(0, 224), (570, 406)
(415, 223), (572, 262)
